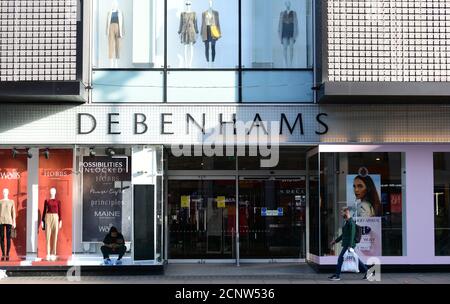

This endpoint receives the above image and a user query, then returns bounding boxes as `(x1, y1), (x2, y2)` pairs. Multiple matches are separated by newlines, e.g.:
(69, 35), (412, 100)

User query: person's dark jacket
(335, 217), (356, 249)
(103, 232), (125, 248)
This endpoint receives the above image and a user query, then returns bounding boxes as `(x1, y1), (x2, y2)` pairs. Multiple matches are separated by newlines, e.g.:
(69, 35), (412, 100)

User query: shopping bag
(341, 248), (360, 273)
(210, 25), (221, 39)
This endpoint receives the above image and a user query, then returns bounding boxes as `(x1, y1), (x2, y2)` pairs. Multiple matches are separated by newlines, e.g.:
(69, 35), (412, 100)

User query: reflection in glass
(168, 180), (236, 259)
(433, 153), (450, 256)
(239, 178), (306, 258)
(242, 71), (313, 102)
(92, 70), (163, 102)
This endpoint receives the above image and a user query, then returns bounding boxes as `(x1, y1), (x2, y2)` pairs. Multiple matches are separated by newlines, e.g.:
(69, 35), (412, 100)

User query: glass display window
(0, 149), (28, 263)
(434, 152), (450, 256)
(93, 0), (164, 69)
(241, 0), (313, 69)
(37, 149), (74, 263)
(73, 147), (133, 262)
(320, 152), (405, 257)
(167, 0), (239, 68)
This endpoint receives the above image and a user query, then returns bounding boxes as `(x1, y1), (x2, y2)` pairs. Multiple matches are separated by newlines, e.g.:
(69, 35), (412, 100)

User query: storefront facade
(1, 0), (450, 270)
(1, 104), (450, 267)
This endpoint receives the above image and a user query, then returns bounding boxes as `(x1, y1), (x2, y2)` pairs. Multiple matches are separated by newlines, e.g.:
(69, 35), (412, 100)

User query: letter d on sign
(78, 113), (97, 135)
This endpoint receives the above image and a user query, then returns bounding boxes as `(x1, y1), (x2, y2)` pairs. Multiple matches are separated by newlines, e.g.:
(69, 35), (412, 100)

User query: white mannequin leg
(110, 59), (115, 68)
(288, 38), (295, 67)
(189, 43), (194, 68)
(282, 38), (289, 68)
(184, 45), (189, 68)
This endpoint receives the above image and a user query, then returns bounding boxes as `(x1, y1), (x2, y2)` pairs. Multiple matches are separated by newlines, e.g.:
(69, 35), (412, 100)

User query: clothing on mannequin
(278, 2), (298, 67)
(178, 1), (198, 67)
(106, 0), (124, 67)
(0, 188), (16, 261)
(201, 1), (221, 64)
(179, 5), (198, 44)
(42, 188), (62, 261)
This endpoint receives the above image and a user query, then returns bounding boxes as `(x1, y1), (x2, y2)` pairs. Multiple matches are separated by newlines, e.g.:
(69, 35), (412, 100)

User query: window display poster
(346, 173), (382, 257)
(38, 149), (73, 260)
(390, 193), (402, 214)
(82, 156), (132, 242)
(354, 217), (382, 258)
(0, 149), (28, 260)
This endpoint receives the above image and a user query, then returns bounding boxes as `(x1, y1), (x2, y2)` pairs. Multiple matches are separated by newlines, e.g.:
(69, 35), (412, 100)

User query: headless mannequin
(1, 189), (15, 228)
(0, 188), (16, 261)
(184, 1), (195, 68)
(106, 0), (123, 68)
(42, 188), (62, 230)
(281, 1), (296, 67)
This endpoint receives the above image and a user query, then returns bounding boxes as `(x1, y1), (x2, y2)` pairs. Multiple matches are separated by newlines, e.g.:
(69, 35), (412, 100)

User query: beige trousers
(45, 213), (59, 256)
(108, 23), (121, 59)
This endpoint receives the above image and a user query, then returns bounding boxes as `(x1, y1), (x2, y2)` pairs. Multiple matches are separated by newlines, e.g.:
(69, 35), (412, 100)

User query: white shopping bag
(0, 270), (7, 279)
(341, 248), (360, 273)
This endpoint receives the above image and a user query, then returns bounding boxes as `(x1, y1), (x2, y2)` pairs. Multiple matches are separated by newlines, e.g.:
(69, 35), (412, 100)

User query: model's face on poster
(353, 178), (367, 200)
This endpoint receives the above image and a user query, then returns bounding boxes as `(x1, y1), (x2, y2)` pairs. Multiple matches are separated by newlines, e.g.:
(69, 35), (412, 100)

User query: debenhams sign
(77, 112), (329, 137)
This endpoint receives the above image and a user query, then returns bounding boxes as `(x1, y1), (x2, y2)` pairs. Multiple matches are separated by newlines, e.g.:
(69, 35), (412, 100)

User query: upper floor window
(93, 0), (164, 69)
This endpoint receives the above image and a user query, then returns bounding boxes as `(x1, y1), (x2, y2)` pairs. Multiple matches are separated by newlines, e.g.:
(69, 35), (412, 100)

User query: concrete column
(405, 148), (435, 262)
(26, 148), (39, 254)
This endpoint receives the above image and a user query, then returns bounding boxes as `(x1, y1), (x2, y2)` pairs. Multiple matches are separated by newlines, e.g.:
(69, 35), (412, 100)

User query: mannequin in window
(0, 188), (16, 261)
(41, 188), (62, 261)
(178, 1), (198, 68)
(278, 1), (298, 67)
(106, 0), (124, 68)
(201, 0), (221, 67)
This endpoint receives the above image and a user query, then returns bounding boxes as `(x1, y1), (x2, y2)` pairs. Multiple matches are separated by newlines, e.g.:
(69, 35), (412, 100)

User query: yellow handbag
(210, 25), (221, 39)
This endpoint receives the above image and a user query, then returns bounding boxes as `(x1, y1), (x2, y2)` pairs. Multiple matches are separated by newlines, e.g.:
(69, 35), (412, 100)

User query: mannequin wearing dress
(178, 1), (198, 68)
(279, 1), (298, 67)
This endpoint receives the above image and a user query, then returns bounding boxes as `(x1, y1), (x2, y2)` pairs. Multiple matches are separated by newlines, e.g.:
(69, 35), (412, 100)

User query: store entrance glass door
(168, 179), (236, 259)
(239, 177), (306, 259)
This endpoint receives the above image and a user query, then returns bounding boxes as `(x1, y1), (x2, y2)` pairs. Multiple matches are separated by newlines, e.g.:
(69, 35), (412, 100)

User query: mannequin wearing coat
(201, 0), (221, 67)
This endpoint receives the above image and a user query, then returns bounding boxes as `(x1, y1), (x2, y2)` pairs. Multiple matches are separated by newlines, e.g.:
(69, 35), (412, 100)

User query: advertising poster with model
(346, 169), (382, 257)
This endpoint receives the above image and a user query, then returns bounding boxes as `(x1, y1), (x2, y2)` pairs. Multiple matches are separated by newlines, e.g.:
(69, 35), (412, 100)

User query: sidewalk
(1, 264), (450, 284)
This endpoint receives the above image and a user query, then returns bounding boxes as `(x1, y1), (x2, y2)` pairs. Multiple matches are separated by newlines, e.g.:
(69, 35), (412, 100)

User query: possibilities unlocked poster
(81, 156), (132, 242)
